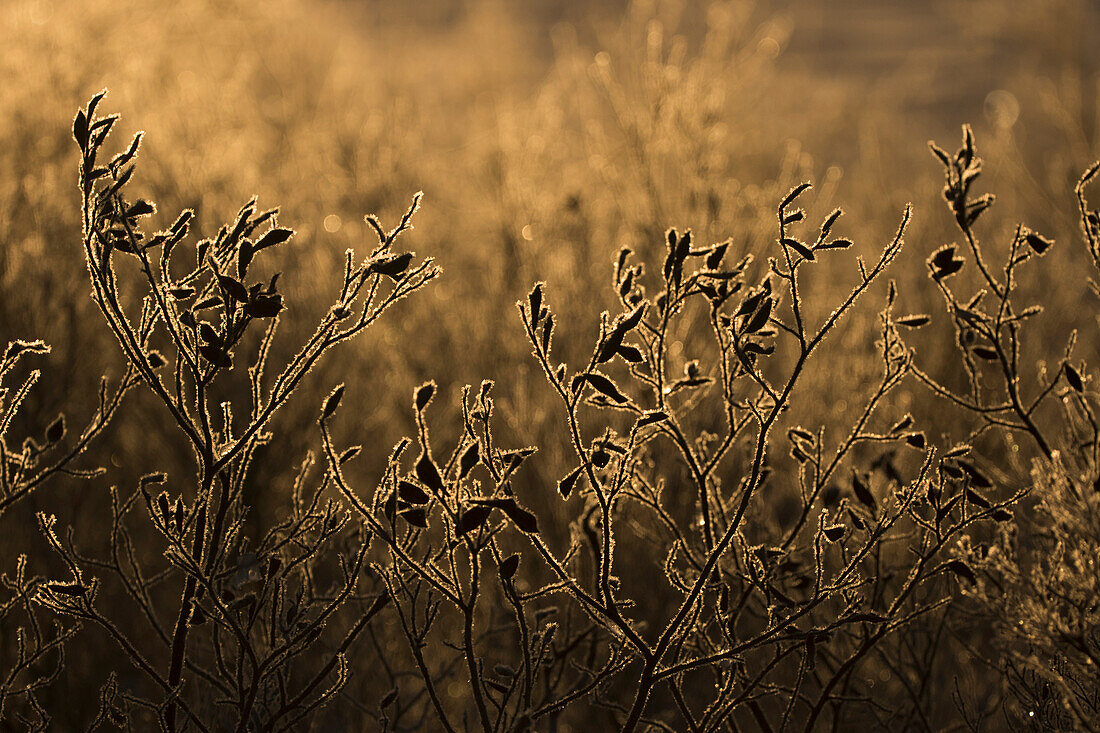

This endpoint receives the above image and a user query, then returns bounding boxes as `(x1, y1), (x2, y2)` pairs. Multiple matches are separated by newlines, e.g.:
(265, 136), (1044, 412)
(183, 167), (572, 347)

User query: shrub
(10, 93), (1095, 730)
(11, 92), (438, 730)
(948, 161), (1100, 731)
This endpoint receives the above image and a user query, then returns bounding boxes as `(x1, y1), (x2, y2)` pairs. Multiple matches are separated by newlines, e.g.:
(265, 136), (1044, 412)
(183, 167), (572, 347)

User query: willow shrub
(3, 93), (1099, 732)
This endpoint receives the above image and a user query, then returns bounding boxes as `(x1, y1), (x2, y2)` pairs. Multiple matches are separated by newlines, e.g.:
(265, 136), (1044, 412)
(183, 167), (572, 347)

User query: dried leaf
(369, 252), (414, 280)
(499, 554), (520, 581)
(558, 466), (583, 499)
(582, 373), (629, 404)
(456, 506), (492, 536)
(321, 384), (345, 421)
(415, 382), (436, 411)
(398, 480), (430, 505)
(416, 453), (444, 493)
(399, 507), (428, 528)
(459, 443), (480, 479)
(1065, 363), (1084, 392)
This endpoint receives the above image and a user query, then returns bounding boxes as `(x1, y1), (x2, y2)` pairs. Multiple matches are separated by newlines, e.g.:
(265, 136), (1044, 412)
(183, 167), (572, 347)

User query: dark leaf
(459, 443), (479, 479)
(528, 283), (543, 321)
(735, 289), (764, 318)
(111, 136), (142, 171)
(238, 243), (254, 277)
(789, 427), (814, 442)
(964, 194), (995, 226)
(485, 679), (510, 695)
(942, 560), (976, 585)
(254, 227), (293, 252)
(597, 306), (645, 362)
(499, 554), (520, 581)
(399, 507), (428, 528)
(244, 293), (283, 319)
(706, 241), (729, 270)
(474, 498), (539, 533)
(781, 182), (812, 209)
(941, 463), (964, 480)
(398, 480), (430, 505)
(972, 346), (999, 361)
(415, 382), (436, 411)
(620, 304), (646, 332)
(936, 494), (962, 522)
(944, 443), (971, 458)
(73, 110), (88, 148)
(929, 244), (964, 279)
(782, 237), (815, 261)
(558, 466), (583, 499)
(1024, 232), (1053, 255)
(369, 252), (414, 280)
(889, 414), (913, 433)
(582, 373), (629, 404)
(5, 339), (50, 360)
(851, 471), (876, 512)
(321, 384), (345, 421)
(125, 200), (156, 219)
(45, 415), (66, 444)
(1065, 363), (1084, 393)
(502, 448), (537, 475)
(198, 345), (232, 368)
(904, 432), (927, 449)
(457, 506), (492, 536)
(198, 323), (220, 345)
(416, 452), (445, 493)
(541, 315), (554, 353)
(823, 525), (845, 542)
(742, 341), (774, 355)
(218, 275), (249, 304)
(616, 344), (644, 363)
(743, 297), (772, 334)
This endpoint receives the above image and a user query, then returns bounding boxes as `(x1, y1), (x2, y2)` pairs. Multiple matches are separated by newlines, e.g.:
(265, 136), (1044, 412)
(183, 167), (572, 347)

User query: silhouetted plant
(1, 336), (132, 518)
(915, 125), (1072, 460)
(944, 149), (1100, 731)
(10, 92), (1100, 732)
(2, 331), (131, 728)
(26, 92), (437, 731)
(315, 172), (1030, 729)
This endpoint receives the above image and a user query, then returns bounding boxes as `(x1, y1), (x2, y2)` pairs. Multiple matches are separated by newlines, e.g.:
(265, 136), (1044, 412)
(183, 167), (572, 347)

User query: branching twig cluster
(3, 95), (1100, 732)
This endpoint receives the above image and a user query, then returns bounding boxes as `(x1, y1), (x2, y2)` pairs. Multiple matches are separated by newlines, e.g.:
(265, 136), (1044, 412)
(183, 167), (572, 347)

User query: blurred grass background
(4, 0), (1096, 502)
(2, 0), (1098, 724)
